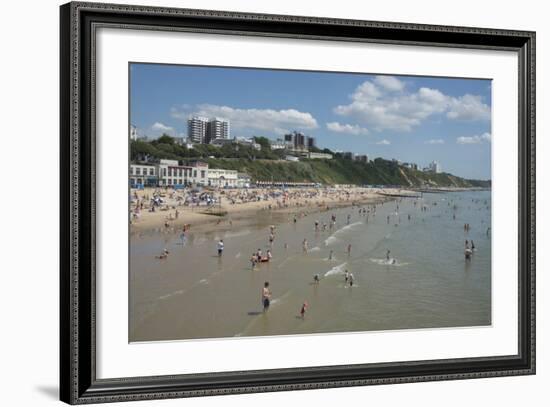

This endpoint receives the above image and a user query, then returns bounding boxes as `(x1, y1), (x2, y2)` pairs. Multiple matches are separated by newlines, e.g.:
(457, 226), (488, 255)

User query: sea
(129, 190), (491, 342)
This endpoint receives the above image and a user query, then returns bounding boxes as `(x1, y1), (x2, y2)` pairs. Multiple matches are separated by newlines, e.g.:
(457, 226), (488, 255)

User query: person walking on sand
(262, 282), (272, 312)
(217, 239), (224, 257)
(302, 238), (308, 253)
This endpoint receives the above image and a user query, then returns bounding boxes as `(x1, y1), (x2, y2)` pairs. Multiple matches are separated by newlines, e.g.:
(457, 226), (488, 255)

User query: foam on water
(324, 236), (340, 246)
(369, 258), (409, 267)
(324, 262), (348, 277)
(309, 247), (321, 252)
(158, 289), (184, 300)
(324, 222), (363, 246)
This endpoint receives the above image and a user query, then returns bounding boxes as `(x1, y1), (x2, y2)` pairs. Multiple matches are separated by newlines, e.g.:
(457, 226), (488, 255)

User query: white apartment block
(207, 117), (230, 143)
(187, 116), (209, 144)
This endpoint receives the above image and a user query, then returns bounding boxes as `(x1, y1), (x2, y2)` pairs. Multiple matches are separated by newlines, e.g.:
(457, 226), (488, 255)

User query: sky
(130, 63), (492, 180)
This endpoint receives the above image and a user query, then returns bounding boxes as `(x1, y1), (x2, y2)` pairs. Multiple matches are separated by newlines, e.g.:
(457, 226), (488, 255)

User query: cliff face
(203, 157), (491, 188)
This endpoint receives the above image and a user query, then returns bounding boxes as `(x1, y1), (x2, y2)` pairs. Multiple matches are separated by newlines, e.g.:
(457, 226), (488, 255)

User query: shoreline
(129, 186), (487, 235)
(129, 187), (405, 234)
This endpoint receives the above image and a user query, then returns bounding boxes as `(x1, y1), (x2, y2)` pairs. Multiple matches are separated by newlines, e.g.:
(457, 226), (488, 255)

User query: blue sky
(130, 63), (492, 180)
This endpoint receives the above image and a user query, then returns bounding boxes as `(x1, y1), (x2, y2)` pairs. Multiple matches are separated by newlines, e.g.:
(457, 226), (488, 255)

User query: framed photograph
(60, 1), (535, 404)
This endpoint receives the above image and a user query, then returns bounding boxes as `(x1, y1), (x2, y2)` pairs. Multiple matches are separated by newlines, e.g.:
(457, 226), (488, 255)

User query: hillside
(130, 139), (490, 188)
(202, 157), (491, 188)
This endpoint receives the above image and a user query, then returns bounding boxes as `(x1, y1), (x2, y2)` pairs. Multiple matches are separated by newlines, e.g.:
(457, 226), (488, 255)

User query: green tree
(155, 134), (175, 145)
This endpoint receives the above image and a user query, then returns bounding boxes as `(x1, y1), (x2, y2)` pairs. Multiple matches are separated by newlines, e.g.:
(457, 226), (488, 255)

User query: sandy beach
(129, 186), (412, 233)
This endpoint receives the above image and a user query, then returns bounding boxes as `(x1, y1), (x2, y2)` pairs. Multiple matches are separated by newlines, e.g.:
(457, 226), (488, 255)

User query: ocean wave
(324, 236), (340, 246)
(324, 262), (348, 277)
(324, 222), (363, 246)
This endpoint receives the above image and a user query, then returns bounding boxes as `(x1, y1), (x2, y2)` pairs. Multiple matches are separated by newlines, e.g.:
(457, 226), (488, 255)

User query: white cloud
(456, 132), (491, 144)
(326, 122), (369, 135)
(376, 139), (391, 145)
(172, 104), (318, 135)
(151, 122), (174, 133)
(447, 94), (491, 121)
(334, 79), (490, 132)
(374, 75), (405, 92)
(425, 139), (445, 144)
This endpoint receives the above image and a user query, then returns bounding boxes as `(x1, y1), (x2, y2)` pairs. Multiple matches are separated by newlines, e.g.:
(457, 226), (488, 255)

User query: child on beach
(217, 239), (224, 257)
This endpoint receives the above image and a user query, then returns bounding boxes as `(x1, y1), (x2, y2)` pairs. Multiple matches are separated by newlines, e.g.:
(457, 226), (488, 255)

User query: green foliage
(154, 134), (175, 145)
(130, 140), (489, 187)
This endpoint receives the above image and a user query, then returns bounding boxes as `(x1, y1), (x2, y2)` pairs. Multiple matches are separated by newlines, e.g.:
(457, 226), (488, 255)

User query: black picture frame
(60, 2), (536, 404)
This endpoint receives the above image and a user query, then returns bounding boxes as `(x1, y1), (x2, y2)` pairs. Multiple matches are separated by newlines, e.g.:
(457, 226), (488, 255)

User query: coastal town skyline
(130, 63), (492, 180)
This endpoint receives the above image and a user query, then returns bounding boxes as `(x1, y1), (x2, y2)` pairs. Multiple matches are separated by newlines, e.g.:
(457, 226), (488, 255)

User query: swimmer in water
(344, 270), (349, 285)
(313, 274), (320, 284)
(300, 301), (308, 319)
(250, 253), (257, 269)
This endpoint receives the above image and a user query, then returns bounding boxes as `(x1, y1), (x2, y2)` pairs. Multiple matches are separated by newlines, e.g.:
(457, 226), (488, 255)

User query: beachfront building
(206, 117), (230, 143)
(237, 173), (252, 188)
(189, 161), (209, 186)
(187, 116), (209, 144)
(130, 164), (157, 187)
(157, 159), (193, 187)
(207, 168), (239, 188)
